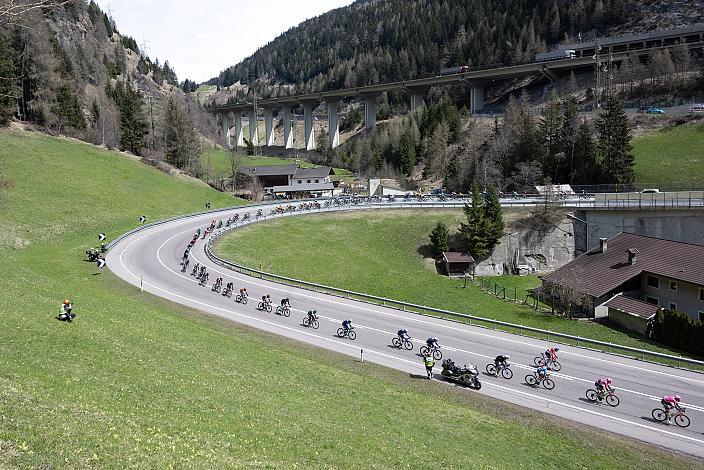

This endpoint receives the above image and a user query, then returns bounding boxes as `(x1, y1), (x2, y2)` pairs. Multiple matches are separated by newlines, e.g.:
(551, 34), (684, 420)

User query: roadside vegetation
(633, 120), (704, 187)
(0, 128), (697, 467)
(215, 209), (700, 358)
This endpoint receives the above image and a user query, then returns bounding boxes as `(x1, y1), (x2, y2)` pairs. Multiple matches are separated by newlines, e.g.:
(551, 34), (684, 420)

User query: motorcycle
(440, 359), (481, 389)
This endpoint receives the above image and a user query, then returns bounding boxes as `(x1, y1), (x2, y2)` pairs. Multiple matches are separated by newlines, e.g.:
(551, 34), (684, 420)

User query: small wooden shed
(442, 252), (475, 277)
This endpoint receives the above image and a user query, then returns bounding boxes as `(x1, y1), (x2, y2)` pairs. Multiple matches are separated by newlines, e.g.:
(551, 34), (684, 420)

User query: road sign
(139, 215), (146, 224)
(97, 258), (106, 269)
(98, 233), (106, 241)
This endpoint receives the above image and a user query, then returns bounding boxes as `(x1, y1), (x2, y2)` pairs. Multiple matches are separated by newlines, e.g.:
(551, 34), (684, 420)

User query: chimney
(627, 248), (639, 265)
(599, 238), (608, 253)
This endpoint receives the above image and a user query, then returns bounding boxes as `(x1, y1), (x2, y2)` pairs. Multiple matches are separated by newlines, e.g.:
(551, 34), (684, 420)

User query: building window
(298, 180), (302, 184)
(669, 280), (677, 292)
(699, 312), (704, 322)
(646, 275), (659, 289)
(645, 296), (659, 305)
(307, 180), (311, 183)
(700, 288), (704, 301)
(315, 179), (319, 183)
(668, 302), (677, 311)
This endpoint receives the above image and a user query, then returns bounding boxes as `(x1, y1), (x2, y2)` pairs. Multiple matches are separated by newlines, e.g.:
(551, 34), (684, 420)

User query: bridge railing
(203, 207), (704, 372)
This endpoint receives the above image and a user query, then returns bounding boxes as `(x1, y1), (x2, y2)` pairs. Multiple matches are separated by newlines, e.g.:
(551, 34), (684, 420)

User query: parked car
(645, 107), (665, 114)
(641, 188), (661, 194)
(688, 104), (704, 113)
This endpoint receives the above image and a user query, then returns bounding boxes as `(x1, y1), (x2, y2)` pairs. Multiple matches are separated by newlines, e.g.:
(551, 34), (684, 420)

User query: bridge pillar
(470, 87), (484, 114)
(362, 93), (380, 133)
(405, 85), (430, 112)
(327, 99), (340, 149)
(282, 106), (294, 149)
(220, 112), (231, 148)
(232, 112), (244, 147)
(302, 100), (318, 151)
(264, 107), (275, 147)
(248, 108), (259, 145)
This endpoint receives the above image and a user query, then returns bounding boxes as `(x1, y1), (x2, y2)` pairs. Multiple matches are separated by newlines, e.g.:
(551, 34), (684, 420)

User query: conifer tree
(596, 96), (634, 186)
(483, 185), (504, 249)
(429, 222), (449, 257)
(459, 182), (489, 258)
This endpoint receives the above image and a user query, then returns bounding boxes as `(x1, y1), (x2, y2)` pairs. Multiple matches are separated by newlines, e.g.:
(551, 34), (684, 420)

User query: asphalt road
(107, 203), (704, 458)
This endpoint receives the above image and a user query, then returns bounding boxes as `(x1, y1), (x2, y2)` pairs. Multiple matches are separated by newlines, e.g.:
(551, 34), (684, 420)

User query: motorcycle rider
(661, 395), (683, 423)
(494, 354), (510, 369)
(423, 353), (435, 379)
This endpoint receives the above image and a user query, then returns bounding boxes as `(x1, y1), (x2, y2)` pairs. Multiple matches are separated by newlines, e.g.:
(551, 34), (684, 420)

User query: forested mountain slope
(209, 0), (704, 96)
(0, 0), (211, 174)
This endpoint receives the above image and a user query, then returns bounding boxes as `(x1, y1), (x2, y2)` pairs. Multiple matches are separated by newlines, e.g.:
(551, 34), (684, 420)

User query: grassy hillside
(215, 210), (699, 358)
(0, 129), (696, 467)
(633, 121), (704, 187)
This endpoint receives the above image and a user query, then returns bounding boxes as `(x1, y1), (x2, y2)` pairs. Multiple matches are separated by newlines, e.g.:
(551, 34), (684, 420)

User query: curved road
(107, 203), (704, 459)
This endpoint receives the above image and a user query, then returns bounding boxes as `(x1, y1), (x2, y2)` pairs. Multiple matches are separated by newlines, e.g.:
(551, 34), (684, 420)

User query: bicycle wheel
(257, 302), (264, 311)
(348, 330), (357, 340)
(432, 349), (442, 360)
(543, 378), (555, 390)
(605, 394), (620, 407)
(674, 414), (690, 428)
(651, 409), (667, 422)
(266, 304), (272, 313)
(501, 367), (513, 380)
(303, 317), (310, 327)
(486, 364), (497, 376)
(392, 337), (402, 348)
(533, 356), (544, 367)
(403, 340), (413, 351)
(525, 375), (537, 386)
(242, 297), (248, 305)
(585, 389), (598, 402)
(550, 360), (562, 372)
(283, 308), (290, 317)
(312, 320), (319, 329)
(419, 346), (429, 356)
(336, 328), (345, 338)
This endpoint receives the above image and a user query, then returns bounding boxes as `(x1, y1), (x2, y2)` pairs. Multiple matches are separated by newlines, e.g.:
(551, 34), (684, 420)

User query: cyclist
(342, 319), (353, 333)
(423, 353), (435, 379)
(214, 277), (223, 288)
(545, 347), (560, 362)
(182, 248), (190, 260)
(199, 265), (206, 277)
(225, 282), (233, 293)
(661, 395), (683, 423)
(307, 309), (318, 321)
(397, 328), (410, 342)
(200, 272), (209, 284)
(239, 288), (248, 298)
(426, 336), (440, 350)
(261, 294), (270, 306)
(494, 354), (510, 369)
(536, 365), (551, 381)
(594, 378), (613, 397)
(280, 297), (291, 308)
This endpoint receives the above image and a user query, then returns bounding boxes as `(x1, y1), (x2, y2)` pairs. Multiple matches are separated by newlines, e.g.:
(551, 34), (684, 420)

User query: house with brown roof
(238, 165), (335, 197)
(540, 233), (704, 324)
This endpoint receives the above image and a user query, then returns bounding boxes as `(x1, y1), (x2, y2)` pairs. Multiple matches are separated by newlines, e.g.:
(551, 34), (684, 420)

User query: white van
(689, 104), (704, 113)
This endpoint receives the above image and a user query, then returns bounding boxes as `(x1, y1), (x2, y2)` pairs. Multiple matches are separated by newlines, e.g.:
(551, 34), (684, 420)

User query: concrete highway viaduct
(210, 24), (704, 152)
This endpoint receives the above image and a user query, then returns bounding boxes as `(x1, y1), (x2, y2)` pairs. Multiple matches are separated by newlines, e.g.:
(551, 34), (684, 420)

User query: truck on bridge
(440, 65), (471, 75)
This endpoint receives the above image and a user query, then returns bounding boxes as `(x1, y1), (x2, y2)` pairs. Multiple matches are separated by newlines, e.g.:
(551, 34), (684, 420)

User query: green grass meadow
(633, 120), (704, 187)
(215, 210), (700, 358)
(0, 128), (697, 467)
